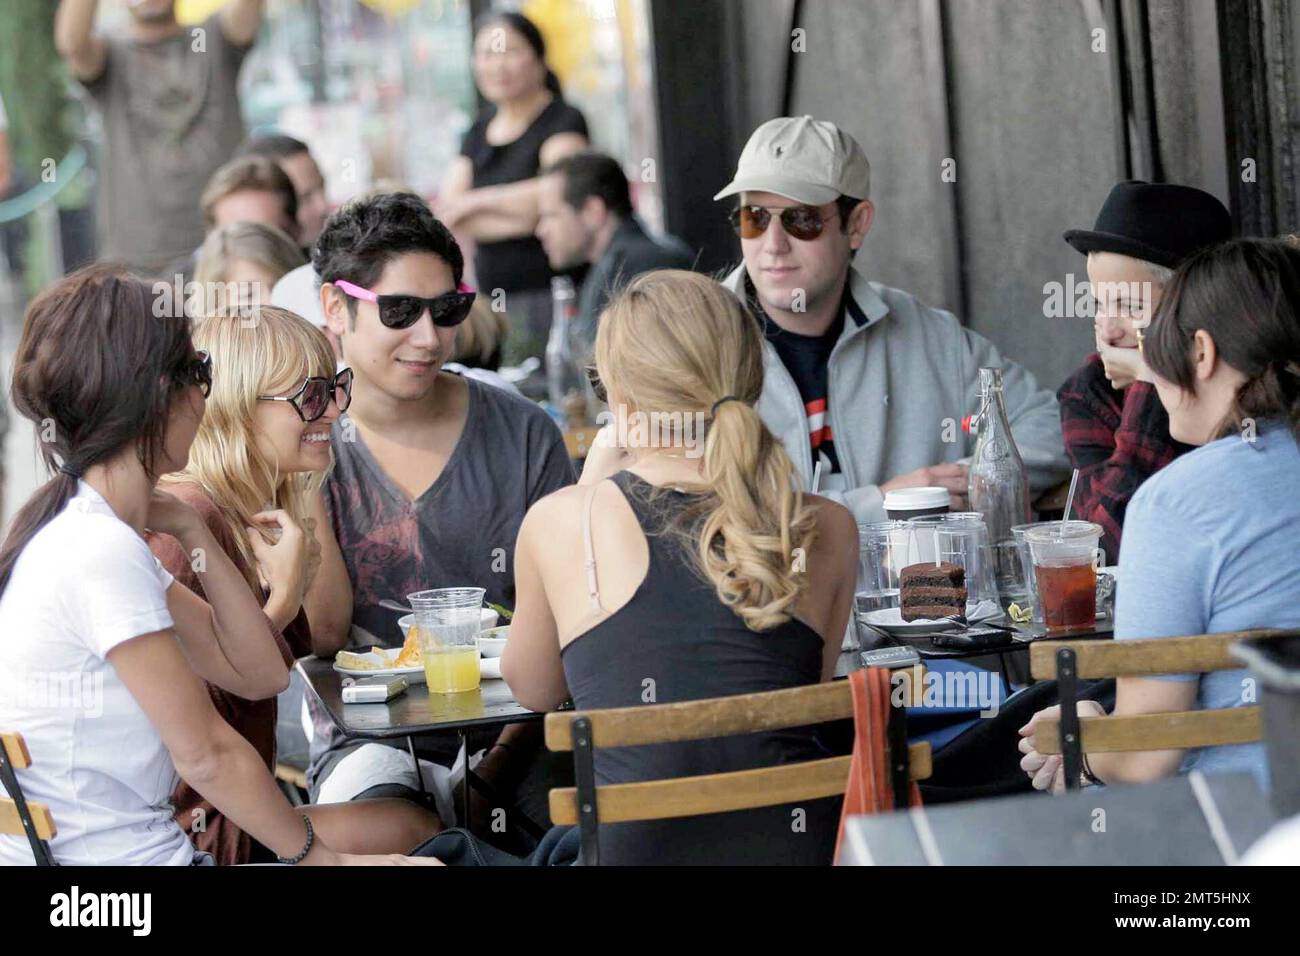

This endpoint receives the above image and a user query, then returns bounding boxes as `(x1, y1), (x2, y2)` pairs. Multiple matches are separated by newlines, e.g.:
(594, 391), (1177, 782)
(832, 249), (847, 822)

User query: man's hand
(881, 462), (970, 512)
(1097, 341), (1153, 391)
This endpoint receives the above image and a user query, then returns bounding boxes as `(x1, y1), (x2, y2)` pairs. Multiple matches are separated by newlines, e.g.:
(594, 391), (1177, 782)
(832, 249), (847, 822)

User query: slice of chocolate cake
(900, 562), (967, 621)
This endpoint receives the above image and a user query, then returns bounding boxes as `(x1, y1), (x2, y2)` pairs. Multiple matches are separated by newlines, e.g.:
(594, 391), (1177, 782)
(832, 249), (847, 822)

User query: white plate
(333, 652), (503, 683)
(860, 599), (1005, 635)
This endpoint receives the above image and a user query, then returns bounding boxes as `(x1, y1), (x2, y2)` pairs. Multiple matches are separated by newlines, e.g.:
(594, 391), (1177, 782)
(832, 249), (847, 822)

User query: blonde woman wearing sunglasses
(146, 306), (443, 864)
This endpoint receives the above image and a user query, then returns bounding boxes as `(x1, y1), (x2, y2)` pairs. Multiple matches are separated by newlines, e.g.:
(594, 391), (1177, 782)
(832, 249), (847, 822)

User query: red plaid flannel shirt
(1056, 353), (1193, 563)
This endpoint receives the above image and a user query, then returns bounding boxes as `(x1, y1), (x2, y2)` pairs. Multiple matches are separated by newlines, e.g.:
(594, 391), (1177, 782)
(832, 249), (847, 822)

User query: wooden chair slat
(1028, 630), (1291, 681)
(1034, 707), (1261, 755)
(545, 666), (927, 752)
(563, 427), (601, 460)
(549, 741), (931, 825)
(0, 799), (57, 840)
(1, 731), (32, 769)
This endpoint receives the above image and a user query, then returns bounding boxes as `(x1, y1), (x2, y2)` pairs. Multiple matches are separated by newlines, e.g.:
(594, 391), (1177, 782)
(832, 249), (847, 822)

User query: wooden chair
(274, 754), (309, 807)
(1028, 629), (1299, 790)
(563, 425), (602, 462)
(545, 670), (931, 865)
(0, 731), (57, 866)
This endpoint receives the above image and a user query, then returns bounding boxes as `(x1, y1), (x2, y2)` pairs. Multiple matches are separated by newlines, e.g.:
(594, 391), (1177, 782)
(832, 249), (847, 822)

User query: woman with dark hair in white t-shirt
(0, 266), (437, 866)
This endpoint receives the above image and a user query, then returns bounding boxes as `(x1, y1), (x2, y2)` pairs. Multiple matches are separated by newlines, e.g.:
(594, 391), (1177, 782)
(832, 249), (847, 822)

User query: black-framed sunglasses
(728, 204), (839, 241)
(176, 350), (213, 397)
(334, 279), (476, 330)
(585, 364), (608, 404)
(258, 368), (354, 423)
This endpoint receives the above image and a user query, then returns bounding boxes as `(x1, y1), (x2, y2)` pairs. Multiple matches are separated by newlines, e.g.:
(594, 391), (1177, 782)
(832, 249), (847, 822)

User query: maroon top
(1056, 353), (1194, 563)
(145, 480), (312, 866)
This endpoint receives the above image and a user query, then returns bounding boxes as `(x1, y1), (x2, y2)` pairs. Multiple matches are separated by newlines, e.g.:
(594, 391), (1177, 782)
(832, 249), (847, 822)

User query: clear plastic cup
(1024, 522), (1105, 632)
(904, 513), (999, 610)
(408, 587), (484, 693)
(854, 521), (911, 647)
(1011, 523), (1043, 624)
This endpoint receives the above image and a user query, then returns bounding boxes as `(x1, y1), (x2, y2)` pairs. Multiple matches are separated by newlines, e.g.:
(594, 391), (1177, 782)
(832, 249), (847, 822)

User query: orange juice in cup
(409, 587), (484, 694)
(421, 645), (481, 693)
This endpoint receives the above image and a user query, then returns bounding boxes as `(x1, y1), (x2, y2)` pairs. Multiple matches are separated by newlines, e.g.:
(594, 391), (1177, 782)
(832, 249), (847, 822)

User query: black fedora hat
(1063, 180), (1231, 269)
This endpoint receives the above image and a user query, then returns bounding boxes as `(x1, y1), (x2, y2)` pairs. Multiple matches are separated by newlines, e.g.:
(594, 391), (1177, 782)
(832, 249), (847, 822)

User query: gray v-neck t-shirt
(322, 375), (575, 648)
(307, 376), (574, 785)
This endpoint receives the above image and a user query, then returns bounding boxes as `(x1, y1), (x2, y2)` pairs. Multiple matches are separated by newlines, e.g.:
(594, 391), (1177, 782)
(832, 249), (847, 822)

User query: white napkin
(479, 657), (503, 680)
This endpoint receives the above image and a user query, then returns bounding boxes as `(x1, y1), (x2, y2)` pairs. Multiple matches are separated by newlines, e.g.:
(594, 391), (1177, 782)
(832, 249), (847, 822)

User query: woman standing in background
(438, 10), (588, 365)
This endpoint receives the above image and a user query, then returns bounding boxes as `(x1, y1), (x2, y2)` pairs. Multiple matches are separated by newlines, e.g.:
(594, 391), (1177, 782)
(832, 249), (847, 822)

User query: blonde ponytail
(595, 270), (818, 631)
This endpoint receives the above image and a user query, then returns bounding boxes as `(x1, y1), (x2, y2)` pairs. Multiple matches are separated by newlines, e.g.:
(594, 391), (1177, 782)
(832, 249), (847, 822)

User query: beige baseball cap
(714, 116), (871, 206)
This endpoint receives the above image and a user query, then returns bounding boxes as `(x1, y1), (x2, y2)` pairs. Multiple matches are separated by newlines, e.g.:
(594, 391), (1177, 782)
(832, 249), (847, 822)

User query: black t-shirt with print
(746, 276), (844, 475)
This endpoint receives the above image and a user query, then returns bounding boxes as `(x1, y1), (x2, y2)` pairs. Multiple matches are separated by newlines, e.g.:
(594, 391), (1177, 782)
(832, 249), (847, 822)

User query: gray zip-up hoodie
(722, 263), (1071, 525)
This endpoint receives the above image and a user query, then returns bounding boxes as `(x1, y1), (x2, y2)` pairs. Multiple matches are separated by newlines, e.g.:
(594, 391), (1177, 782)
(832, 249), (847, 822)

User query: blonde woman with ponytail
(146, 306), (442, 864)
(502, 270), (858, 865)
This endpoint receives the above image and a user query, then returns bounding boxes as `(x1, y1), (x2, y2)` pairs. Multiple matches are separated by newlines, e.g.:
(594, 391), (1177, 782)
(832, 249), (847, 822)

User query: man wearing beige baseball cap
(717, 116), (1069, 524)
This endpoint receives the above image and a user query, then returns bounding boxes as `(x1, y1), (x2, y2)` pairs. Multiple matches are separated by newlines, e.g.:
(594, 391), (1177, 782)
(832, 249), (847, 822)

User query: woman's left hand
(1018, 700), (1108, 793)
(300, 516), (323, 593)
(146, 489), (203, 542)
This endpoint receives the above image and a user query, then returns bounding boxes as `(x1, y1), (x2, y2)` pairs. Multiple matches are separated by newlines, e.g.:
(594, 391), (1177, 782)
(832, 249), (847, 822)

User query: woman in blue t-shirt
(1019, 238), (1300, 793)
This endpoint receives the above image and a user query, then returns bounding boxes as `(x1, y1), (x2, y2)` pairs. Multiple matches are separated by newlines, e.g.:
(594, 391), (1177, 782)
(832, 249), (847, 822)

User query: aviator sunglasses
(728, 204), (840, 241)
(334, 279), (476, 330)
(258, 367), (354, 423)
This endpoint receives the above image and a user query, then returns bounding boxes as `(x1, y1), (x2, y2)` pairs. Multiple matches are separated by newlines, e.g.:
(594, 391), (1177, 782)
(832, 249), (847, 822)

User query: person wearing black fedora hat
(1056, 180), (1231, 563)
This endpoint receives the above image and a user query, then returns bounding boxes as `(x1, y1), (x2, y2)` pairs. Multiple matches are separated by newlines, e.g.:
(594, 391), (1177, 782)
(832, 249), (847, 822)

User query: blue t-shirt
(1115, 420), (1300, 791)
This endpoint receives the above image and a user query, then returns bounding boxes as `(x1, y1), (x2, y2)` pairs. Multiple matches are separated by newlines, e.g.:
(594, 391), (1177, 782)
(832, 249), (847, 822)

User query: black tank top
(560, 471), (840, 865)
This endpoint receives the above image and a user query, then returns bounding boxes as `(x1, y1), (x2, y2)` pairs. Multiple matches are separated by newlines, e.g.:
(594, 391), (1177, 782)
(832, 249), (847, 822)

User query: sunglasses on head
(728, 204), (840, 241)
(334, 279), (476, 330)
(176, 350), (213, 397)
(585, 364), (608, 404)
(258, 367), (354, 423)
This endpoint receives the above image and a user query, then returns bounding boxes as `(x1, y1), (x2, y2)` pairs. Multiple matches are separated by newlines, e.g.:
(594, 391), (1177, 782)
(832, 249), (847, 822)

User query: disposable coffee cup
(883, 486), (950, 521)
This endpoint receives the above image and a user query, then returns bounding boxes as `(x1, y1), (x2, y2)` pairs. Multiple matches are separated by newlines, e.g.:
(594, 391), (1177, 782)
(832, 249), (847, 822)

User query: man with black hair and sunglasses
(302, 192), (574, 819)
(716, 116), (1069, 522)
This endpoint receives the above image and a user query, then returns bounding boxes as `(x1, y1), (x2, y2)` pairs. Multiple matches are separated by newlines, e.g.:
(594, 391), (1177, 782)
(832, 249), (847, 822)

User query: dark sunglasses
(258, 367), (354, 423)
(334, 279), (476, 330)
(728, 204), (839, 241)
(176, 350), (213, 397)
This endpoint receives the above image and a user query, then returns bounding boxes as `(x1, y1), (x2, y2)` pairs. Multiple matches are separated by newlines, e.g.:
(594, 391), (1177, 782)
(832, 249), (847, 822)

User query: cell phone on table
(341, 676), (409, 703)
(931, 627), (1016, 650)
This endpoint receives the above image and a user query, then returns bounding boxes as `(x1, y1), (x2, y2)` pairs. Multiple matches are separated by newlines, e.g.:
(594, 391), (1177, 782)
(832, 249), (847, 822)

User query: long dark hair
(1144, 238), (1300, 442)
(474, 11), (563, 97)
(0, 265), (197, 596)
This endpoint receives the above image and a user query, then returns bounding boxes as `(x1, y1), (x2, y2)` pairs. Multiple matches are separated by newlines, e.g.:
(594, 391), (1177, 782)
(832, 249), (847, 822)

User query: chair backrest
(545, 670), (931, 862)
(0, 731), (58, 865)
(1027, 629), (1297, 784)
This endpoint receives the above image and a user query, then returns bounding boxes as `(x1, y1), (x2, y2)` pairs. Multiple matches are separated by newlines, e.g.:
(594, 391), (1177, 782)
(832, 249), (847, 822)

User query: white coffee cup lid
(883, 487), (950, 511)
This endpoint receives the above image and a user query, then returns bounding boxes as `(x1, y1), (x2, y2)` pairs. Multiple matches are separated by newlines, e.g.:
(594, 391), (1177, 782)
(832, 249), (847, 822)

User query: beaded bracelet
(276, 814), (315, 865)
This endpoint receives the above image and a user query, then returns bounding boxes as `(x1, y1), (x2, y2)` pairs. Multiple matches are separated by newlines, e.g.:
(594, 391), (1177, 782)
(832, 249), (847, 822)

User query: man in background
(55, 0), (265, 273)
(536, 150), (694, 345)
(716, 116), (1069, 523)
(236, 132), (330, 248)
(200, 154), (300, 243)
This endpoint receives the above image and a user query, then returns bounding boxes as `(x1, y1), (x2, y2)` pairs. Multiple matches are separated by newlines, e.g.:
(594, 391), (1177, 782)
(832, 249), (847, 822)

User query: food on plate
(900, 562), (967, 621)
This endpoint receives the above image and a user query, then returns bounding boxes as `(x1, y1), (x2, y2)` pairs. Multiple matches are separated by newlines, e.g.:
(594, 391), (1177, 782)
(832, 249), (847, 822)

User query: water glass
(904, 513), (999, 609)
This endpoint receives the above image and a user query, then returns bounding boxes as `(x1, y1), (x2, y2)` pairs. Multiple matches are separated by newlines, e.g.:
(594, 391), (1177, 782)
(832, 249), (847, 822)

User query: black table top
(297, 656), (542, 740)
(860, 617), (1115, 661)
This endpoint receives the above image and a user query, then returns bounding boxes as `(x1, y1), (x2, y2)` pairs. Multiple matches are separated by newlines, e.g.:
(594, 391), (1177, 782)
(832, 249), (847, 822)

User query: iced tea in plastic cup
(1025, 522), (1104, 632)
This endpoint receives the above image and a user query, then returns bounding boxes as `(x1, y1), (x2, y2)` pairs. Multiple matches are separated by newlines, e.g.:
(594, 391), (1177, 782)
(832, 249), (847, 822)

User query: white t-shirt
(0, 482), (190, 866)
